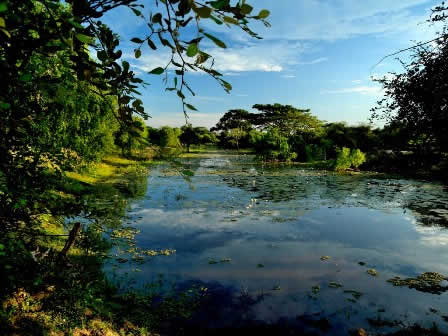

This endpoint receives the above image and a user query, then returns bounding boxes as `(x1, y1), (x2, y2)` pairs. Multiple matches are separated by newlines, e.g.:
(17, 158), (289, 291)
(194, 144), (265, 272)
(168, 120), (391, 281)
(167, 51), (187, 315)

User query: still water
(108, 153), (448, 334)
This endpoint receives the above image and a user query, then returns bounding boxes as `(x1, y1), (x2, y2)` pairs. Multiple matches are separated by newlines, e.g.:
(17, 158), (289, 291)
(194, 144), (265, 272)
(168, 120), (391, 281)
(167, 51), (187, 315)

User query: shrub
(333, 147), (367, 171)
(350, 149), (366, 169)
(334, 147), (352, 171)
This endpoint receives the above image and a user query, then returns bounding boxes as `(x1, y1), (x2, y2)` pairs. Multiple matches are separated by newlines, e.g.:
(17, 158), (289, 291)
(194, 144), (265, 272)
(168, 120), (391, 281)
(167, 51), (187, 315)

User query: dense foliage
(371, 3), (448, 171)
(0, 0), (271, 334)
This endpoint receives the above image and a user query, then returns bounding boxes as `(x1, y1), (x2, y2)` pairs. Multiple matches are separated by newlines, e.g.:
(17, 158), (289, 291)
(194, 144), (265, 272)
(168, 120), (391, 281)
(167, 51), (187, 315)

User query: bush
(333, 147), (366, 171)
(350, 149), (366, 169)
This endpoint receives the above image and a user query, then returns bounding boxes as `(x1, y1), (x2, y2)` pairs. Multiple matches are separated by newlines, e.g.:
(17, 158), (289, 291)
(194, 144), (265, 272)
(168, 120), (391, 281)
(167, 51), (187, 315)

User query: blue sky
(102, 0), (442, 129)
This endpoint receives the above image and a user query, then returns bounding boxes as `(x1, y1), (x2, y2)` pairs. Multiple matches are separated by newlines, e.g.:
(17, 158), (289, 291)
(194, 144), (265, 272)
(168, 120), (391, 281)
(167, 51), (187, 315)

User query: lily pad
(320, 256), (331, 261)
(312, 285), (320, 294)
(387, 272), (448, 294)
(272, 285), (281, 291)
(208, 260), (218, 265)
(344, 290), (363, 300)
(220, 258), (232, 263)
(367, 269), (378, 277)
(257, 263), (265, 268)
(328, 282), (343, 289)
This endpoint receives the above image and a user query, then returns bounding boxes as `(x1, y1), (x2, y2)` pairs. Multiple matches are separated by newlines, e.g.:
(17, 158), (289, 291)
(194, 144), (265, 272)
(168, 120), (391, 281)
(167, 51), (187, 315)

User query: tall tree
(252, 104), (323, 137)
(371, 2), (448, 158)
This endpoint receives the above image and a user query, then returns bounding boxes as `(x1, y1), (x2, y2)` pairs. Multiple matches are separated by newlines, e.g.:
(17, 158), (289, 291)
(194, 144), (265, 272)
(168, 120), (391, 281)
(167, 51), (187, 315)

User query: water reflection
(109, 154), (448, 333)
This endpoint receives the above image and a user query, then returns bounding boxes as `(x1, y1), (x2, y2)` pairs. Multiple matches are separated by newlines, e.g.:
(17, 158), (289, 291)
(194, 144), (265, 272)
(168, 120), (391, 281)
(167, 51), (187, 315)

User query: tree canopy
(371, 3), (448, 156)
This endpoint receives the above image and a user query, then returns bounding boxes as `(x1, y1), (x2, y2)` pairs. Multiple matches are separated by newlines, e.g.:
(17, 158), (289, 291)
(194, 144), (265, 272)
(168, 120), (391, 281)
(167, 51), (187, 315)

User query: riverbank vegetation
(2, 0), (448, 334)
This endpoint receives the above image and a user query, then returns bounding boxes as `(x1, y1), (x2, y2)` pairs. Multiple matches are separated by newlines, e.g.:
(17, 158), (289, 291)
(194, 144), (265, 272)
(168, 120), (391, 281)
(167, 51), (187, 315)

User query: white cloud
(352, 79), (362, 84)
(321, 85), (383, 96)
(370, 73), (397, 81)
(282, 75), (296, 79)
(127, 41), (308, 74)
(249, 0), (434, 41)
(298, 57), (328, 65)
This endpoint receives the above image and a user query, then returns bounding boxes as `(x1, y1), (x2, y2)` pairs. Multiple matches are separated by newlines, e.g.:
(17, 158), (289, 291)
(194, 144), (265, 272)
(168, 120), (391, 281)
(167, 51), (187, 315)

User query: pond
(106, 152), (448, 335)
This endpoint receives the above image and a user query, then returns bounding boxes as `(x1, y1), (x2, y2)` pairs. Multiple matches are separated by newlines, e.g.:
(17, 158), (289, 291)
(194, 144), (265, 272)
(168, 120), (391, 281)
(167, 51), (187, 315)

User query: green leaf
(257, 9), (270, 19)
(152, 13), (162, 24)
(240, 4), (253, 15)
(97, 50), (107, 61)
(177, 90), (185, 99)
(0, 101), (10, 109)
(203, 33), (226, 48)
(0, 2), (7, 13)
(210, 0), (229, 10)
(194, 6), (212, 18)
(0, 27), (10, 38)
(75, 33), (92, 44)
(223, 16), (238, 25)
(149, 67), (164, 75)
(135, 49), (141, 58)
(19, 74), (32, 82)
(131, 8), (142, 16)
(185, 103), (198, 111)
(68, 19), (83, 29)
(0, 17), (5, 28)
(221, 79), (232, 91)
(182, 170), (194, 177)
(131, 37), (144, 44)
(186, 43), (199, 57)
(0, 243), (5, 250)
(147, 39), (157, 50)
(210, 15), (223, 25)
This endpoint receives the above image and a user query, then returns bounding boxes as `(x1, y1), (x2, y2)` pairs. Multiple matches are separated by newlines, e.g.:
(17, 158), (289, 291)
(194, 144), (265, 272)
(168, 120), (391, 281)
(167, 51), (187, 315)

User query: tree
(350, 149), (366, 169)
(180, 124), (200, 152)
(372, 2), (448, 161)
(0, 0), (271, 197)
(211, 109), (253, 132)
(252, 104), (323, 137)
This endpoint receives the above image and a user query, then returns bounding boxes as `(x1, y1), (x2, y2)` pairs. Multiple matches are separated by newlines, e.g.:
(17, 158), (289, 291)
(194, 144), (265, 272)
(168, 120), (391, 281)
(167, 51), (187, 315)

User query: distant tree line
(209, 102), (447, 173)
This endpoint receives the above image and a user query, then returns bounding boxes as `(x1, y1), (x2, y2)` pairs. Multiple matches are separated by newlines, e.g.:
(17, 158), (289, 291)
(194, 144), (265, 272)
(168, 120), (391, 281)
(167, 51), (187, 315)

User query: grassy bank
(0, 153), (204, 336)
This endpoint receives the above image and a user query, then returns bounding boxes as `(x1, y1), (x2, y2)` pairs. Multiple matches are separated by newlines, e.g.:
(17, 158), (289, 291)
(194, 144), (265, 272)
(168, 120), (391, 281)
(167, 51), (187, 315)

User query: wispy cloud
(321, 86), (382, 96)
(126, 41), (308, 74)
(298, 57), (328, 65)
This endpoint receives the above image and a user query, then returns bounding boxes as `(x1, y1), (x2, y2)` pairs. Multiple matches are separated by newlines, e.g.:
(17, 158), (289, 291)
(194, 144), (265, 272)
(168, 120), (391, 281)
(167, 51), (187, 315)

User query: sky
(102, 0), (443, 129)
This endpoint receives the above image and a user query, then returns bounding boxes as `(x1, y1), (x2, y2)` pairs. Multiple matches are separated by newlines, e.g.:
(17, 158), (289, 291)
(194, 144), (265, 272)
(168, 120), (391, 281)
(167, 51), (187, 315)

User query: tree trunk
(59, 222), (81, 259)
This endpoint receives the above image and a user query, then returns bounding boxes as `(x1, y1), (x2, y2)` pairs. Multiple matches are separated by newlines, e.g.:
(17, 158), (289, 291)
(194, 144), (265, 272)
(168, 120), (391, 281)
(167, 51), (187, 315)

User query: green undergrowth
(0, 153), (204, 336)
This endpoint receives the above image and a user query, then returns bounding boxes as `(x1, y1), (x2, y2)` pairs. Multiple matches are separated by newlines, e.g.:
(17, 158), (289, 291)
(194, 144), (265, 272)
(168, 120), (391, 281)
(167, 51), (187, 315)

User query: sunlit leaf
(75, 33), (93, 44)
(258, 9), (270, 19)
(203, 33), (226, 48)
(186, 43), (198, 57)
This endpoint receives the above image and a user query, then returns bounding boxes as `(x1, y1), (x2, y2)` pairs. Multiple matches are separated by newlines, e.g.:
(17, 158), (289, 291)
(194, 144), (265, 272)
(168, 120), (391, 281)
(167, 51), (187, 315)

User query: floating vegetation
(110, 227), (140, 241)
(328, 282), (343, 289)
(320, 256), (331, 261)
(387, 272), (448, 294)
(208, 260), (218, 265)
(272, 285), (281, 291)
(312, 285), (320, 294)
(257, 263), (265, 268)
(344, 290), (363, 300)
(366, 269), (378, 277)
(220, 258), (232, 263)
(143, 249), (176, 256)
(358, 261), (366, 266)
